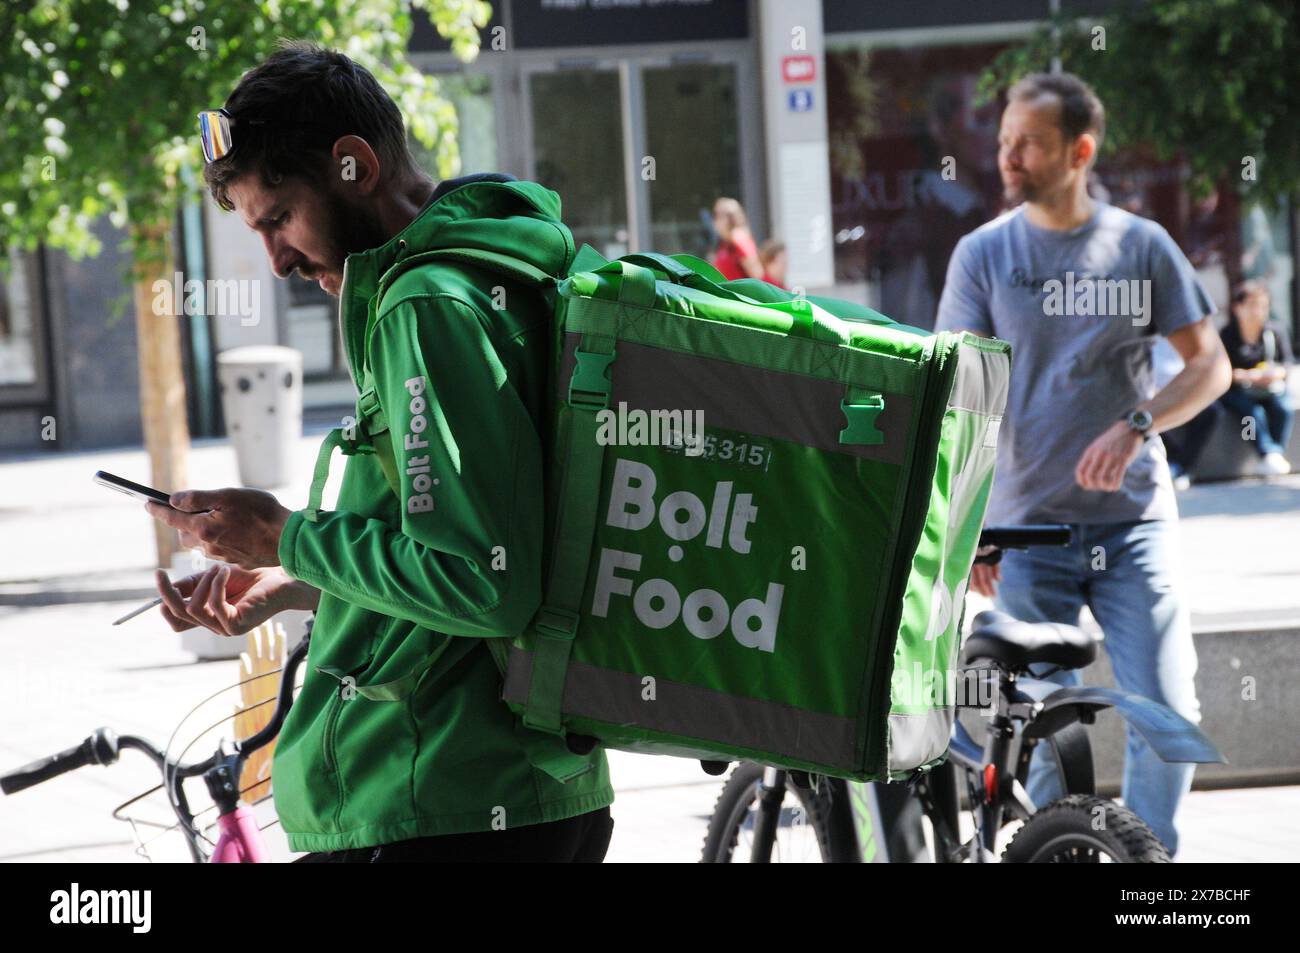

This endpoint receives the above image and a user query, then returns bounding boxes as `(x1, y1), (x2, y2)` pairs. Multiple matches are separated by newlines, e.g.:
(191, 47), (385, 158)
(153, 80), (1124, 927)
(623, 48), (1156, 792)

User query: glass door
(522, 52), (756, 264)
(643, 62), (742, 261)
(527, 67), (630, 259)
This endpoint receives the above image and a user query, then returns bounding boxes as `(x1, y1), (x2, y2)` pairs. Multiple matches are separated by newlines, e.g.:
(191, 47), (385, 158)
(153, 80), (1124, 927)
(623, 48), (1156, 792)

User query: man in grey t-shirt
(936, 73), (1230, 856)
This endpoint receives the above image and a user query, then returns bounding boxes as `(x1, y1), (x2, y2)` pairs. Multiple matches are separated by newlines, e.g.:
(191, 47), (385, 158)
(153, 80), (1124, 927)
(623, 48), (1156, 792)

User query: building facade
(2, 0), (1294, 452)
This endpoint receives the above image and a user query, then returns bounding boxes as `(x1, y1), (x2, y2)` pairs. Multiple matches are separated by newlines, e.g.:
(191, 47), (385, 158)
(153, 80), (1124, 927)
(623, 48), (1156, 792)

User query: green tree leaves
(0, 0), (492, 274)
(982, 0), (1299, 204)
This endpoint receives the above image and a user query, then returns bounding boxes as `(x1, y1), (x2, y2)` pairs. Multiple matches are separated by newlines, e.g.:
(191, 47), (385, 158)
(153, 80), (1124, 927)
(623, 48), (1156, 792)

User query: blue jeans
(1219, 387), (1295, 456)
(994, 519), (1200, 855)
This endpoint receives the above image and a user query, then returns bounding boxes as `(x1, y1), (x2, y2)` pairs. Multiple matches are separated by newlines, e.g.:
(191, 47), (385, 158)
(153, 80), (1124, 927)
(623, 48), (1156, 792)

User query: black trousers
(291, 807), (614, 863)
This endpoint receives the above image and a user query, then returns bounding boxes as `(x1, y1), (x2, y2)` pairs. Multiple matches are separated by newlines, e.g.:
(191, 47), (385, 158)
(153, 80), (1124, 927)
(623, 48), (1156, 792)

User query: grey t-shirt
(935, 202), (1215, 525)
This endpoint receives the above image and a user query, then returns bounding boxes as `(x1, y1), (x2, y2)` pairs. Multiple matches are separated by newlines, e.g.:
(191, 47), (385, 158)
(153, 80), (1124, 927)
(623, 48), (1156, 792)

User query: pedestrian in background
(1219, 281), (1294, 476)
(711, 196), (763, 280)
(935, 72), (1231, 856)
(759, 238), (788, 288)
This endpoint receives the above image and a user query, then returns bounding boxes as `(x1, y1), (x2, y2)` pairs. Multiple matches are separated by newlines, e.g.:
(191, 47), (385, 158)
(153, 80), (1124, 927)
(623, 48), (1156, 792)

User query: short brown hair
(759, 239), (785, 265)
(203, 40), (419, 211)
(1231, 280), (1268, 305)
(1007, 72), (1105, 151)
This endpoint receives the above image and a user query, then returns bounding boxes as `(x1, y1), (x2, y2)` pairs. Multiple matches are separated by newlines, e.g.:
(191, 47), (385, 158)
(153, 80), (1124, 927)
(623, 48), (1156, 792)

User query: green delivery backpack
(353, 243), (1010, 784)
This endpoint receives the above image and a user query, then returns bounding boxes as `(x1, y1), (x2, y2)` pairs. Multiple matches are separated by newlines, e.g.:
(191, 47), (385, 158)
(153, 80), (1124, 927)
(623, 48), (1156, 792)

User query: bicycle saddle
(961, 610), (1100, 670)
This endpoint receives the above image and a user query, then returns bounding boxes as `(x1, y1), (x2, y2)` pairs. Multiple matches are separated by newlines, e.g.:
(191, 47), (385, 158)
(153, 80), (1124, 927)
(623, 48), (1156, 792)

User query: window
(0, 248), (38, 387)
(411, 73), (498, 177)
(826, 43), (1007, 327)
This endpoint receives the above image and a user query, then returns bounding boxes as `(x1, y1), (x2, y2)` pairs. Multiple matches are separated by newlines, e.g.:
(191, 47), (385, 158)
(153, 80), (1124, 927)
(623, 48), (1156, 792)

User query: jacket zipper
(320, 689), (346, 831)
(322, 689), (344, 776)
(338, 256), (356, 388)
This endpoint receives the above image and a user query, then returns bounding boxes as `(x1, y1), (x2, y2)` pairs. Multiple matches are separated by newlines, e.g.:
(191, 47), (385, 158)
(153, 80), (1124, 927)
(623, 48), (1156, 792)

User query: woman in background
(711, 197), (763, 281)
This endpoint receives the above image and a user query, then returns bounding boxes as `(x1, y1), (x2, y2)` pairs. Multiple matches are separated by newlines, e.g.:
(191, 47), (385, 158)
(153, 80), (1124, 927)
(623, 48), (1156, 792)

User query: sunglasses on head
(198, 108), (246, 163)
(197, 108), (332, 163)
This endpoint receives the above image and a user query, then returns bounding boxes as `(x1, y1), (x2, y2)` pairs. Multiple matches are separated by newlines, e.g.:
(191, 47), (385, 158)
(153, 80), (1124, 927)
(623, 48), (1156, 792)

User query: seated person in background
(1154, 336), (1222, 490)
(710, 197), (763, 281)
(759, 238), (788, 289)
(1219, 281), (1294, 476)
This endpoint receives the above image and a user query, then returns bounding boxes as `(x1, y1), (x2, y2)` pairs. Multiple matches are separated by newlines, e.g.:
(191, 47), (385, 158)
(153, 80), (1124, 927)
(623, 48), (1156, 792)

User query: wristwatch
(1123, 408), (1154, 438)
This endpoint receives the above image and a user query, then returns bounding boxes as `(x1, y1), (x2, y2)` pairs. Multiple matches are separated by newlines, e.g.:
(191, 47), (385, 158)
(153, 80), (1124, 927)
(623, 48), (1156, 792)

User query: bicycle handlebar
(0, 727), (121, 795)
(977, 525), (1071, 550)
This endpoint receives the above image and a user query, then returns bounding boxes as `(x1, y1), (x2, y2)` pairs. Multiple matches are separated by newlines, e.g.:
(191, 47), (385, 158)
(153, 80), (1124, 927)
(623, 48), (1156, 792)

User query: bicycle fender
(1047, 720), (1096, 795)
(1022, 686), (1226, 765)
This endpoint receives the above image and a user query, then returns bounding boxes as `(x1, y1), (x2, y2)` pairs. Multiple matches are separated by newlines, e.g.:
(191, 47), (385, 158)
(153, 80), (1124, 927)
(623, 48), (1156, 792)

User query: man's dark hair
(1007, 72), (1106, 151)
(203, 40), (419, 211)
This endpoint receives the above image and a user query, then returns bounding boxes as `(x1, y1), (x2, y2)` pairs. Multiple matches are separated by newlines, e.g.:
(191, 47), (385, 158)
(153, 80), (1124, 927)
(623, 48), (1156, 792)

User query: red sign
(781, 55), (816, 84)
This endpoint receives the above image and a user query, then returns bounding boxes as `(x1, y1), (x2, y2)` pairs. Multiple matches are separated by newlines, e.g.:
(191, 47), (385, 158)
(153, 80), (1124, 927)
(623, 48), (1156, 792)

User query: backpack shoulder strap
(377, 247), (559, 304)
(355, 245), (596, 783)
(362, 244), (564, 498)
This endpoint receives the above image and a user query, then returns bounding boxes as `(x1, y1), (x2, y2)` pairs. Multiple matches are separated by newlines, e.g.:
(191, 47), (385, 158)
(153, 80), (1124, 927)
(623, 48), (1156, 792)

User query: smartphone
(93, 470), (175, 509)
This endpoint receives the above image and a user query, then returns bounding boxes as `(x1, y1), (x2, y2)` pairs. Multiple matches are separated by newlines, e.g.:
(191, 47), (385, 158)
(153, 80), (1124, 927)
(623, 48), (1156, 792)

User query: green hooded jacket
(272, 175), (613, 853)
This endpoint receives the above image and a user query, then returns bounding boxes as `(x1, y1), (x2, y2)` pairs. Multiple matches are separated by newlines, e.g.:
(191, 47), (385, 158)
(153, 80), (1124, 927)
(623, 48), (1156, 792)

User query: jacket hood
(337, 178), (574, 385)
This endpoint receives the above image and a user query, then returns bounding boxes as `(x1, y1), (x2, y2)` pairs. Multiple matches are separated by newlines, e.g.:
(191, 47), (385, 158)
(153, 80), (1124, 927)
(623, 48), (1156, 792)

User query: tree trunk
(131, 224), (191, 568)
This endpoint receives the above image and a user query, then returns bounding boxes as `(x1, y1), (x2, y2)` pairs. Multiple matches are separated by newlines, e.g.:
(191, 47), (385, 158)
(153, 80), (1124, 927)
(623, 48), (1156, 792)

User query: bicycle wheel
(700, 762), (857, 863)
(1001, 794), (1171, 863)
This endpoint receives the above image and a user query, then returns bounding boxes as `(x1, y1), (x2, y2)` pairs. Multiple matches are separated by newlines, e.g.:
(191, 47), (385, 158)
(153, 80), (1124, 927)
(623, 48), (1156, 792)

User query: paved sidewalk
(1, 436), (1298, 862)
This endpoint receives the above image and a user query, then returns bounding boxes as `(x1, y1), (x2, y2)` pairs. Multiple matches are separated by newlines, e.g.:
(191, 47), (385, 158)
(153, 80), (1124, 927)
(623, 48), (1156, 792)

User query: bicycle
(700, 525), (1226, 863)
(1, 619), (314, 863)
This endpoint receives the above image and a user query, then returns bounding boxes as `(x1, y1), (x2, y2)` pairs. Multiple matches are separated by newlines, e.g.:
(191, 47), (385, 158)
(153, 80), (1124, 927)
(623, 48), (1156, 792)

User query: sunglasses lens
(198, 110), (232, 163)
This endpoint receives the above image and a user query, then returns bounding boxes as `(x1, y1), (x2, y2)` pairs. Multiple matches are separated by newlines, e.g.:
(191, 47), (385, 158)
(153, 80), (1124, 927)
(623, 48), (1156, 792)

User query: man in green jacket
(146, 41), (613, 861)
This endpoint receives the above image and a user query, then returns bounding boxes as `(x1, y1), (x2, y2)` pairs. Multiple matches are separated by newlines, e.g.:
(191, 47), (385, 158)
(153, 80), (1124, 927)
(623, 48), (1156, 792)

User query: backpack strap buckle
(839, 393), (886, 447)
(568, 344), (616, 410)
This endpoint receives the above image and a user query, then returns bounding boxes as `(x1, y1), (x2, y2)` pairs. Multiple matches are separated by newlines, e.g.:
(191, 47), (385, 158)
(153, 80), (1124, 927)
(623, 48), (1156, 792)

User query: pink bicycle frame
(209, 805), (270, 863)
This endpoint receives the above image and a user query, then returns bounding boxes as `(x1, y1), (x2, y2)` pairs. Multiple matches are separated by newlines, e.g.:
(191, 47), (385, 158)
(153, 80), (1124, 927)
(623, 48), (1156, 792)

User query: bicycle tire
(1001, 794), (1171, 863)
(700, 762), (857, 863)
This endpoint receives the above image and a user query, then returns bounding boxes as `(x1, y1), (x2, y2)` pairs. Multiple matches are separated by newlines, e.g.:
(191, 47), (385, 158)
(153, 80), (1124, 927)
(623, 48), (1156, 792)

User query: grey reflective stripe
(947, 340), (1010, 417)
(887, 707), (954, 772)
(504, 648), (859, 772)
(563, 296), (926, 397)
(559, 333), (915, 466)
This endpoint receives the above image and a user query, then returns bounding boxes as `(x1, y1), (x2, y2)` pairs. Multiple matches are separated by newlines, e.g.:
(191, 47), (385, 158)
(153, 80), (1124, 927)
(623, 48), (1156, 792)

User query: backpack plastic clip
(839, 394), (886, 447)
(569, 345), (617, 410)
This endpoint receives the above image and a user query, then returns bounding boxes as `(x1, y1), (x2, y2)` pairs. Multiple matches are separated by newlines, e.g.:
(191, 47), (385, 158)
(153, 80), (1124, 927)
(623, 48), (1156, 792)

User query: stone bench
(1186, 385), (1299, 482)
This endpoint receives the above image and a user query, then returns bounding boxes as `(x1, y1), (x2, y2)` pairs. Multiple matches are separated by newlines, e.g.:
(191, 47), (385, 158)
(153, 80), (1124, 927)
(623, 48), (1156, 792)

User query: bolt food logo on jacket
(590, 457), (784, 652)
(403, 376), (438, 513)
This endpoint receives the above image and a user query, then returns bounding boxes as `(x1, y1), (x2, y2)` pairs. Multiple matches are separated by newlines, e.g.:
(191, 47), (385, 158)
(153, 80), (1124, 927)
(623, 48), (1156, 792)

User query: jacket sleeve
(278, 292), (543, 638)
